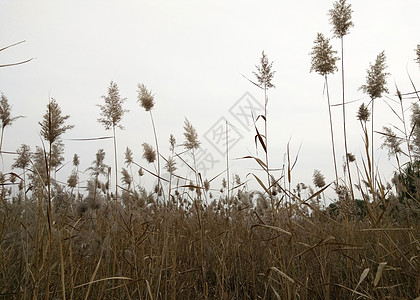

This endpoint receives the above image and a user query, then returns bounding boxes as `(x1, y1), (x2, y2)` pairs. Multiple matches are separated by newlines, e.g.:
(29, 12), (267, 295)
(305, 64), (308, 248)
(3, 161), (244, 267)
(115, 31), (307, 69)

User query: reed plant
(98, 81), (128, 208)
(360, 51), (389, 204)
(245, 51), (277, 217)
(39, 98), (74, 241)
(0, 93), (23, 154)
(329, 0), (354, 198)
(137, 84), (164, 200)
(310, 32), (340, 185)
(1, 4), (420, 299)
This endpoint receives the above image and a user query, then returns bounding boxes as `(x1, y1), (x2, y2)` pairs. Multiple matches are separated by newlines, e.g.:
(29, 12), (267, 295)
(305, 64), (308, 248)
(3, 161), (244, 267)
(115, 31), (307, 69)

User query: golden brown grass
(0, 186), (419, 299)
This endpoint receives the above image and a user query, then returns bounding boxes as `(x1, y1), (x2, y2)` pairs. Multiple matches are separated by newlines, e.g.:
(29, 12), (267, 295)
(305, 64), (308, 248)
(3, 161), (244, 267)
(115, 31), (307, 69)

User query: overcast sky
(1, 0), (419, 199)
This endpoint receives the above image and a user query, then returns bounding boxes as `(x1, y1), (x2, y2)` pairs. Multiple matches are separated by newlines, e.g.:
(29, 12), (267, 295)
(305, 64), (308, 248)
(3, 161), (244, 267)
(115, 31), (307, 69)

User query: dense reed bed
(0, 184), (419, 299)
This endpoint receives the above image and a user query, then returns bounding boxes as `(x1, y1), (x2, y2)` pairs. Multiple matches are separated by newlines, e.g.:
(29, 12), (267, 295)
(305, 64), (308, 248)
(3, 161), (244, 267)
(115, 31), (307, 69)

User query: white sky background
(0, 0), (419, 201)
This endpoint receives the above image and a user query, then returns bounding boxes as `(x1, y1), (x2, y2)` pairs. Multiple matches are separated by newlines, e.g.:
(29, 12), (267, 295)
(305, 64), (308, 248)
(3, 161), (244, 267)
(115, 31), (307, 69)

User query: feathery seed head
(73, 154), (80, 167)
(415, 45), (420, 68)
(137, 84), (155, 111)
(164, 156), (177, 174)
(169, 134), (176, 152)
(142, 143), (156, 163)
(313, 169), (326, 189)
(97, 81), (128, 130)
(204, 179), (210, 192)
(360, 51), (389, 100)
(12, 144), (31, 170)
(381, 126), (402, 157)
(253, 51), (275, 90)
(329, 0), (354, 38)
(67, 171), (78, 188)
(182, 118), (200, 150)
(40, 98), (74, 144)
(234, 174), (241, 185)
(87, 149), (108, 177)
(310, 33), (339, 76)
(95, 149), (106, 167)
(357, 103), (370, 122)
(125, 147), (133, 166)
(121, 168), (132, 187)
(222, 178), (227, 189)
(0, 93), (23, 129)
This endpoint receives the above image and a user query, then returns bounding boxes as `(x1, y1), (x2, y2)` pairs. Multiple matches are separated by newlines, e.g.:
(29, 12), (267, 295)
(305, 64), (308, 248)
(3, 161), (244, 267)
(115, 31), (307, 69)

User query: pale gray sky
(1, 0), (419, 199)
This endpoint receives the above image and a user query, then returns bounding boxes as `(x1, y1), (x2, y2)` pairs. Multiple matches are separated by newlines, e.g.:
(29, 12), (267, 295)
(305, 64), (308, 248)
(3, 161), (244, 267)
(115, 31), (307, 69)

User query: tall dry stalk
(252, 51), (276, 211)
(225, 121), (230, 201)
(181, 118), (206, 298)
(97, 81), (128, 208)
(329, 0), (354, 197)
(87, 149), (108, 207)
(356, 103), (377, 222)
(165, 134), (177, 205)
(310, 32), (340, 185)
(360, 51), (389, 201)
(39, 98), (74, 240)
(137, 84), (164, 200)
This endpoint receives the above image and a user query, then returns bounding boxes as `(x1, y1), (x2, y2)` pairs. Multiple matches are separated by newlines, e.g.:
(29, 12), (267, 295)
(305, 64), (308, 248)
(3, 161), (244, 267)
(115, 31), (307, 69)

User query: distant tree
(97, 81), (128, 207)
